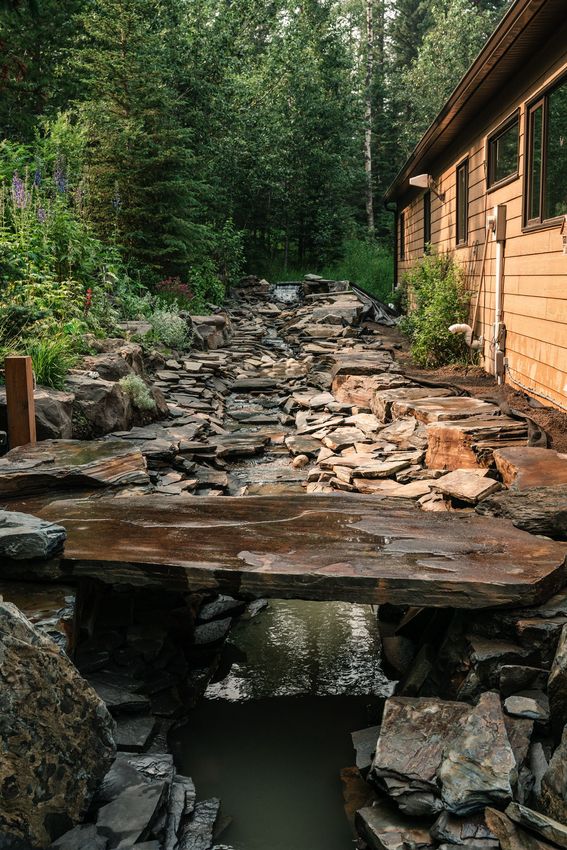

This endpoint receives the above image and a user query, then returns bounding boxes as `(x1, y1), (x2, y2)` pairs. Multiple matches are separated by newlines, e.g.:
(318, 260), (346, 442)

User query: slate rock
(539, 724), (567, 823)
(548, 624), (567, 734)
(506, 802), (567, 849)
(439, 692), (517, 815)
(114, 715), (156, 752)
(178, 797), (220, 850)
(431, 811), (497, 846)
(467, 636), (536, 689)
(66, 374), (133, 437)
(0, 510), (66, 560)
(164, 775), (196, 850)
(194, 617), (233, 646)
(50, 823), (108, 850)
(351, 725), (380, 772)
(371, 697), (469, 815)
(89, 678), (151, 716)
(355, 800), (435, 850)
(96, 782), (167, 849)
(499, 666), (549, 699)
(485, 808), (556, 850)
(197, 595), (245, 624)
(0, 602), (115, 848)
(504, 692), (549, 723)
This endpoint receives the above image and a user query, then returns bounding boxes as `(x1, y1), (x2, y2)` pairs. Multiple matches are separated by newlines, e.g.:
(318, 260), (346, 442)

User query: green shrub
(399, 253), (471, 368)
(321, 239), (394, 302)
(149, 308), (191, 350)
(119, 374), (156, 411)
(25, 337), (77, 389)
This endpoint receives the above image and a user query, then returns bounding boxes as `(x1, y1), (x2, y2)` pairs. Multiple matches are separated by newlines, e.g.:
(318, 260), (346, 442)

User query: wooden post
(5, 356), (36, 448)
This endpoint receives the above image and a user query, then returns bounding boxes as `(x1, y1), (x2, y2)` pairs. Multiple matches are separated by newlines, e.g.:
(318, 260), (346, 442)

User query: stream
(170, 599), (393, 850)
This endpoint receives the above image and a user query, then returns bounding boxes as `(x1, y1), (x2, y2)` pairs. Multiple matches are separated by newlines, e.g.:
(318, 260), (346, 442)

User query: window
(488, 113), (519, 187)
(399, 211), (405, 259)
(423, 190), (431, 250)
(456, 159), (468, 245)
(526, 75), (567, 226)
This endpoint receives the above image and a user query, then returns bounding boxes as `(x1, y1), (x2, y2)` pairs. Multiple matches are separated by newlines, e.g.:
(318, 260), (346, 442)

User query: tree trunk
(364, 0), (375, 235)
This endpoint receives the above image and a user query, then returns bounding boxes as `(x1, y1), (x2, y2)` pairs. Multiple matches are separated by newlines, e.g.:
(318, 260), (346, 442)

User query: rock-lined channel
(171, 599), (393, 850)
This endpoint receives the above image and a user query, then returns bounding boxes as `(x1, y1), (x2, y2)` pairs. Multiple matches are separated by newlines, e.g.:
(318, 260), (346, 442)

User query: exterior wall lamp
(409, 173), (445, 202)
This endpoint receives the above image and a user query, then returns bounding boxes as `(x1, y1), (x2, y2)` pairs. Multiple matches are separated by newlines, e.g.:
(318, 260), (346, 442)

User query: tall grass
(262, 239), (394, 302)
(25, 337), (77, 389)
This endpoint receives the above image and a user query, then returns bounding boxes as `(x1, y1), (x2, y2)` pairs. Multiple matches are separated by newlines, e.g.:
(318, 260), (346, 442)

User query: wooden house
(385, 0), (567, 409)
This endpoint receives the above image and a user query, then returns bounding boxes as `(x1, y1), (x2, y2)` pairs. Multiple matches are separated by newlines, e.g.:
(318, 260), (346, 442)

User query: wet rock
(504, 692), (549, 723)
(96, 781), (168, 848)
(371, 697), (469, 815)
(90, 678), (151, 716)
(50, 823), (108, 849)
(178, 797), (220, 850)
(467, 636), (536, 689)
(548, 624), (567, 733)
(164, 774), (196, 850)
(341, 766), (378, 833)
(506, 802), (567, 849)
(356, 800), (435, 850)
(352, 726), (381, 772)
(0, 510), (66, 560)
(439, 692), (517, 815)
(0, 602), (115, 848)
(197, 595), (244, 623)
(504, 716), (534, 772)
(114, 715), (156, 752)
(242, 599), (269, 620)
(194, 617), (233, 646)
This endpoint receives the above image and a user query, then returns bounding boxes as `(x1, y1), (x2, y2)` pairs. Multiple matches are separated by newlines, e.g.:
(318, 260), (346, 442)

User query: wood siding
(396, 25), (567, 410)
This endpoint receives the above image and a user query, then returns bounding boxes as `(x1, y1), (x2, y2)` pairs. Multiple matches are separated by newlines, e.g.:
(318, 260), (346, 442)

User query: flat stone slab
(493, 447), (567, 490)
(5, 494), (566, 609)
(392, 396), (500, 423)
(0, 440), (149, 497)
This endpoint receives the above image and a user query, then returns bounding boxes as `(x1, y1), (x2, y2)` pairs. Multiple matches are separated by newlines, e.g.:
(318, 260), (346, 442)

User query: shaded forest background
(1, 0), (511, 313)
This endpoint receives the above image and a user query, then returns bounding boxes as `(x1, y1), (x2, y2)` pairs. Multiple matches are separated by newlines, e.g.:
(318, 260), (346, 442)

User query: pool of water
(170, 599), (393, 850)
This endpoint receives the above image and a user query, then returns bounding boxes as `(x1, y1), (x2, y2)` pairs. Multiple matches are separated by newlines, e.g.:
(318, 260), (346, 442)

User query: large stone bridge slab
(5, 494), (566, 609)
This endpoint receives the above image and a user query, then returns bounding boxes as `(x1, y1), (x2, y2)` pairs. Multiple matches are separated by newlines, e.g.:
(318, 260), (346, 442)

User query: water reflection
(206, 599), (393, 701)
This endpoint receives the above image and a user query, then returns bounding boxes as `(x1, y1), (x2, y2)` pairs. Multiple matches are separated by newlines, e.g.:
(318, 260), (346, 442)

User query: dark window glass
(528, 104), (544, 222)
(456, 160), (468, 245)
(423, 190), (431, 249)
(544, 81), (567, 219)
(488, 117), (519, 186)
(399, 211), (405, 259)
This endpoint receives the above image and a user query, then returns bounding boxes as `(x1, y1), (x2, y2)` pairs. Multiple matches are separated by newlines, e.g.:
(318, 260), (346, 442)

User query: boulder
(0, 510), (66, 560)
(370, 697), (469, 815)
(81, 353), (132, 382)
(66, 374), (133, 437)
(485, 808), (556, 850)
(506, 802), (567, 849)
(0, 602), (115, 847)
(0, 386), (74, 441)
(96, 782), (167, 848)
(439, 692), (517, 815)
(476, 486), (567, 540)
(355, 800), (435, 850)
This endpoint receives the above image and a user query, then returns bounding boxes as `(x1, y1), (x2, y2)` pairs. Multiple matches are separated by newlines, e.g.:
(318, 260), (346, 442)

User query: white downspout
(492, 204), (507, 384)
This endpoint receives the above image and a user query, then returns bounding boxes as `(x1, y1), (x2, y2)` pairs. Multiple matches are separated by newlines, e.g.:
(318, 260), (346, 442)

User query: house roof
(384, 0), (567, 204)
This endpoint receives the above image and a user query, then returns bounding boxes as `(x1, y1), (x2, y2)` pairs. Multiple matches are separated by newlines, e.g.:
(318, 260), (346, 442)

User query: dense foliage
(0, 0), (511, 383)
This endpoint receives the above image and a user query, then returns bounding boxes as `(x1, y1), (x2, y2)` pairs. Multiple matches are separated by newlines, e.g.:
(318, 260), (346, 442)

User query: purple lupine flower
(37, 207), (47, 224)
(33, 168), (42, 187)
(54, 164), (67, 194)
(11, 172), (27, 208)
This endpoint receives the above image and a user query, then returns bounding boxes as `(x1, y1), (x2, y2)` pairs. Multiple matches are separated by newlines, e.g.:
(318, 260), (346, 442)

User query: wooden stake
(5, 356), (36, 448)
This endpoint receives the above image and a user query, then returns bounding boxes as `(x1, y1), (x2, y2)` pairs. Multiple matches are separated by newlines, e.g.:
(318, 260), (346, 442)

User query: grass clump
(25, 337), (77, 389)
(399, 252), (471, 368)
(321, 239), (394, 302)
(119, 374), (156, 411)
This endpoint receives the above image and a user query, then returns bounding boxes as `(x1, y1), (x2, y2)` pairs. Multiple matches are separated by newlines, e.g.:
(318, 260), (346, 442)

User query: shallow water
(171, 599), (392, 850)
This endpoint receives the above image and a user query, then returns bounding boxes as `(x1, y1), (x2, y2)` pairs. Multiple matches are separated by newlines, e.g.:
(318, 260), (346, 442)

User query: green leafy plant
(149, 308), (191, 350)
(119, 374), (156, 411)
(25, 336), (77, 389)
(399, 252), (471, 367)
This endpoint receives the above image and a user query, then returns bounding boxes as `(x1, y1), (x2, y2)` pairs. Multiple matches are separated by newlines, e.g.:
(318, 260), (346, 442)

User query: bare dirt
(380, 325), (567, 454)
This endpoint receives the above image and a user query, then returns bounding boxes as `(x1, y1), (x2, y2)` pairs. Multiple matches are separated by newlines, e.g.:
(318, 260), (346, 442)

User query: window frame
(456, 158), (469, 247)
(423, 190), (431, 251)
(486, 110), (520, 192)
(399, 210), (406, 260)
(523, 71), (567, 231)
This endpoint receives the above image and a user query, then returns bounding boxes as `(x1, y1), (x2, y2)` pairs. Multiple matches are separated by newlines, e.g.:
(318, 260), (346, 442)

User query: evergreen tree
(75, 0), (211, 278)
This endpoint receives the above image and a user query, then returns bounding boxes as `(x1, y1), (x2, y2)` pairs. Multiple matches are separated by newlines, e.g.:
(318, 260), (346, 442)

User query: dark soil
(379, 325), (567, 454)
